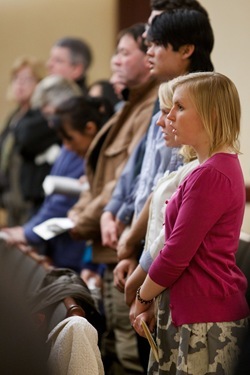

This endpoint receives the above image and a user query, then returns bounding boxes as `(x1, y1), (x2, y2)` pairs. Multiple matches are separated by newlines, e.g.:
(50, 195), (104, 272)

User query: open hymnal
(140, 320), (159, 362)
(33, 217), (75, 240)
(43, 175), (89, 196)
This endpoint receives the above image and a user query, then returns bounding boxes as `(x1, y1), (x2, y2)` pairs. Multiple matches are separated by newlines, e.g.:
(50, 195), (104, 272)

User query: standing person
(0, 56), (58, 225)
(111, 4), (214, 258)
(112, 5), (214, 261)
(101, 6), (214, 372)
(68, 23), (159, 375)
(132, 72), (249, 375)
(133, 5), (213, 215)
(117, 84), (198, 303)
(101, 4), (214, 257)
(47, 36), (92, 95)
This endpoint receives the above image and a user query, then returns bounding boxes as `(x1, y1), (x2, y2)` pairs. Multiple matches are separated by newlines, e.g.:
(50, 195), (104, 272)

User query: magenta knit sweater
(149, 153), (249, 326)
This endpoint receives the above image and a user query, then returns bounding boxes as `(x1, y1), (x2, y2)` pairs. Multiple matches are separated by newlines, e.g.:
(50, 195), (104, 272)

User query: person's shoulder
(17, 109), (47, 127)
(204, 153), (241, 176)
(178, 159), (199, 178)
(24, 108), (44, 119)
(188, 154), (240, 186)
(54, 147), (83, 170)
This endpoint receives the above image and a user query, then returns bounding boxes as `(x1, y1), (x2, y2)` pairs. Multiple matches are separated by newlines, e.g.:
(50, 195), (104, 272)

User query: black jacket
(14, 109), (60, 203)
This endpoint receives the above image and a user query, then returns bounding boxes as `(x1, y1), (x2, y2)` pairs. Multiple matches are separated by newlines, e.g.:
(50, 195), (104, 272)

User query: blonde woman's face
(11, 66), (38, 104)
(167, 86), (209, 152)
(157, 106), (181, 148)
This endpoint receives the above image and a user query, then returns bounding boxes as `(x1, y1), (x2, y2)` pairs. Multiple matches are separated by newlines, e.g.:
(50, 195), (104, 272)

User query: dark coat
(14, 109), (60, 205)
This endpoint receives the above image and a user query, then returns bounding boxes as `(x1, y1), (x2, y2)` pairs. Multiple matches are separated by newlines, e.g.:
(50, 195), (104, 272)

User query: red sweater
(149, 153), (249, 326)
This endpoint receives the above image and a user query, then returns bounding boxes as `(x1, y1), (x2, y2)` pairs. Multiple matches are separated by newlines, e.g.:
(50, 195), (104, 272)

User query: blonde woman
(132, 72), (249, 375)
(116, 82), (197, 299)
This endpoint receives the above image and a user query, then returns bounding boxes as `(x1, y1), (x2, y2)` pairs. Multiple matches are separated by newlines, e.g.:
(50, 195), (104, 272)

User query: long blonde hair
(170, 71), (241, 155)
(159, 81), (197, 163)
(158, 81), (173, 110)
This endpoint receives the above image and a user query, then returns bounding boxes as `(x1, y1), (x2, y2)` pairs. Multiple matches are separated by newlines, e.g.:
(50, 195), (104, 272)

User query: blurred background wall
(199, 0), (250, 233)
(0, 0), (249, 231)
(0, 0), (118, 124)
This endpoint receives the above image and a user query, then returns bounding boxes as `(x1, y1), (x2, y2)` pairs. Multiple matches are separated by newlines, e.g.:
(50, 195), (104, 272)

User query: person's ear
(85, 121), (98, 136)
(179, 44), (195, 59)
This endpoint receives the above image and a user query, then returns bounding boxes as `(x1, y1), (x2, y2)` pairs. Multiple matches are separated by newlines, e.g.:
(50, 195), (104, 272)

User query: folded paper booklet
(43, 176), (89, 196)
(33, 218), (75, 240)
(140, 320), (159, 362)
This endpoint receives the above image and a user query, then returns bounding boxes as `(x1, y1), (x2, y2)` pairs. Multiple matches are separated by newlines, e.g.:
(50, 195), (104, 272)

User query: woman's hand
(125, 264), (147, 306)
(131, 301), (156, 338)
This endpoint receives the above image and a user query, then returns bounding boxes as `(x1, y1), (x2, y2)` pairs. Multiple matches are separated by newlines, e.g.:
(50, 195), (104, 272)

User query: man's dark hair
(150, 0), (208, 17)
(54, 36), (93, 71)
(117, 23), (147, 54)
(148, 9), (214, 72)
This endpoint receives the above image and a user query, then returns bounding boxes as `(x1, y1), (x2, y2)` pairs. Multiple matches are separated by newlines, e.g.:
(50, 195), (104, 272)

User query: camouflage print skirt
(148, 291), (249, 375)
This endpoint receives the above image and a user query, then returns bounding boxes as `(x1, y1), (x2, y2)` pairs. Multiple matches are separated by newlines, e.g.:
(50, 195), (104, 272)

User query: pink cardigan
(149, 153), (249, 326)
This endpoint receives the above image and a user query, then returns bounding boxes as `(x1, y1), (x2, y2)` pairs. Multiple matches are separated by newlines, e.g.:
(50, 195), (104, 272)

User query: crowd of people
(0, 0), (249, 374)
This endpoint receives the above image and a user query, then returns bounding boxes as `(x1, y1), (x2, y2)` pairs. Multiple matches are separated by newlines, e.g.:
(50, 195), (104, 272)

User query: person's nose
(156, 113), (164, 128)
(112, 54), (121, 67)
(167, 107), (175, 122)
(146, 43), (154, 57)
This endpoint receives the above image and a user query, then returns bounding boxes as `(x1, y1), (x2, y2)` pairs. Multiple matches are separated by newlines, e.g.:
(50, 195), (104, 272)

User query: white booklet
(33, 217), (75, 240)
(43, 176), (89, 196)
